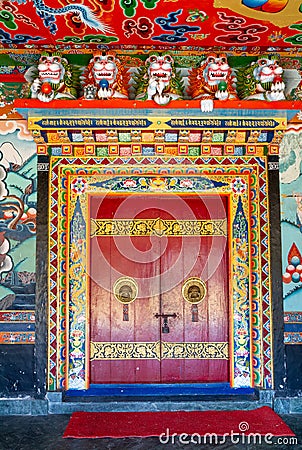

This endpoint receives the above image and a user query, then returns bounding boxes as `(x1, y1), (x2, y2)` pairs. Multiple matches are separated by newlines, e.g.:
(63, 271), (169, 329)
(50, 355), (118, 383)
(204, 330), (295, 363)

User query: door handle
(154, 313), (177, 319)
(154, 313), (177, 334)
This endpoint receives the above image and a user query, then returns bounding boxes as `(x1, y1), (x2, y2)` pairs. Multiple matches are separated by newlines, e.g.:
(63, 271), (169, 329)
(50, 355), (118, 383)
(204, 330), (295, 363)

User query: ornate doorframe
(48, 155), (273, 391)
(89, 194), (229, 384)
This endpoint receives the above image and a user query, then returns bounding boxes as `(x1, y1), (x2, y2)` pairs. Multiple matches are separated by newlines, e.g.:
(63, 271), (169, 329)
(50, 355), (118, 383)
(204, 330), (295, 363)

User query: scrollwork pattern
(91, 217), (227, 237)
(90, 341), (229, 360)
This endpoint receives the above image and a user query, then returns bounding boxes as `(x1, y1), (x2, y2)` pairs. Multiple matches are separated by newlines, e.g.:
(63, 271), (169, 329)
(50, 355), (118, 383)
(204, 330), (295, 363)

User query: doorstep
(0, 388), (278, 415)
(47, 385), (272, 414)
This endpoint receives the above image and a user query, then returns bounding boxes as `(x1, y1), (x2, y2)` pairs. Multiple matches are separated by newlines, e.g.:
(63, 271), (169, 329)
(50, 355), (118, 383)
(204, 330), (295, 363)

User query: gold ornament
(113, 277), (138, 304)
(182, 277), (206, 304)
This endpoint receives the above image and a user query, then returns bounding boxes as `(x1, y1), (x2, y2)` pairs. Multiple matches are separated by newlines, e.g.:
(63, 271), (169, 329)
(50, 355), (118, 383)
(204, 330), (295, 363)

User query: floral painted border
(48, 156), (271, 391)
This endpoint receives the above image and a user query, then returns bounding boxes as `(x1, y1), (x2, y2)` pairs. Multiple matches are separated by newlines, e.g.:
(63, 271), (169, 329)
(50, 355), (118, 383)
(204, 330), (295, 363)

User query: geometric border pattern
(48, 155), (272, 391)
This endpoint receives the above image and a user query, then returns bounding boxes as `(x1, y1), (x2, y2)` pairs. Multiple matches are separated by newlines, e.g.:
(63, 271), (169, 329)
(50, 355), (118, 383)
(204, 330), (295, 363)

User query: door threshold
(65, 383), (256, 400)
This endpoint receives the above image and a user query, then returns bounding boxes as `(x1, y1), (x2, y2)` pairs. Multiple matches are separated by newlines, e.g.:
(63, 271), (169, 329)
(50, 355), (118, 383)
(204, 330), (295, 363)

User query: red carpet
(63, 406), (295, 439)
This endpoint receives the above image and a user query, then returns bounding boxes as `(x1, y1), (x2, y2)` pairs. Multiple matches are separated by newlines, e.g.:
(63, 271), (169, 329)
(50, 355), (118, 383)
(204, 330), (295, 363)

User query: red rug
(63, 406), (295, 439)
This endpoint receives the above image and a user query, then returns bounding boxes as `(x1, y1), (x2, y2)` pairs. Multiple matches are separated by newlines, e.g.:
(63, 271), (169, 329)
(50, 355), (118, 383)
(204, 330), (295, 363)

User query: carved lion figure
(81, 51), (129, 100)
(188, 53), (237, 111)
(133, 52), (184, 105)
(188, 53), (238, 111)
(236, 55), (286, 101)
(24, 52), (80, 102)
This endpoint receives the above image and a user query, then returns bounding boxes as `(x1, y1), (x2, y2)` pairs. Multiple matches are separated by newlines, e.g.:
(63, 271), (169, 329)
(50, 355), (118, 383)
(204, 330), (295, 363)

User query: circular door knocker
(113, 277), (138, 304)
(182, 277), (207, 304)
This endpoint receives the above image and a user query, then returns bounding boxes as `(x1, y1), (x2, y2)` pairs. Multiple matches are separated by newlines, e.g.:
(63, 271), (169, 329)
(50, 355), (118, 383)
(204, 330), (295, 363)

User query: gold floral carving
(90, 341), (161, 360)
(91, 217), (227, 237)
(161, 342), (228, 359)
(90, 341), (228, 360)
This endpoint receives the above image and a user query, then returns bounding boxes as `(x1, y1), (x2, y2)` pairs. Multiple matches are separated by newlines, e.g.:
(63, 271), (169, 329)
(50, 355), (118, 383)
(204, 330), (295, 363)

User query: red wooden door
(89, 193), (229, 384)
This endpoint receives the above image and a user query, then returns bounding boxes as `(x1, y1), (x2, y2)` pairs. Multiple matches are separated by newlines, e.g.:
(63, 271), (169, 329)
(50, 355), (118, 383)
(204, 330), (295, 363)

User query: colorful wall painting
(3, 0), (302, 51)
(280, 117), (302, 344)
(0, 117), (36, 344)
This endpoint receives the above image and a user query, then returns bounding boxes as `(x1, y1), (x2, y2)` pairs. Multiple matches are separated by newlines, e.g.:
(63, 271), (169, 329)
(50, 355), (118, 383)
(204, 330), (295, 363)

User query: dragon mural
(2, 1), (302, 49)
(11, 0), (112, 34)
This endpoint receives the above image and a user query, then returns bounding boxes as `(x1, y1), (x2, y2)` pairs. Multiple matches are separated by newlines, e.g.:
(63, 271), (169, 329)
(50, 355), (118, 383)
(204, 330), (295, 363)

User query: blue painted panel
(66, 383), (255, 397)
(0, 323), (35, 332)
(284, 323), (302, 332)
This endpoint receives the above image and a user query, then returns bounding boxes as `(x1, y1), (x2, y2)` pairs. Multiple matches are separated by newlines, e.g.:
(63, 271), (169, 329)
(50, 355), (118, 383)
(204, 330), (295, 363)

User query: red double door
(89, 193), (229, 384)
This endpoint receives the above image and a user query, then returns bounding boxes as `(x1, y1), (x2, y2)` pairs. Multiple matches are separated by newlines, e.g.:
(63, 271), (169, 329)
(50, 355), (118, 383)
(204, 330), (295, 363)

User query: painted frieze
(27, 114), (287, 157)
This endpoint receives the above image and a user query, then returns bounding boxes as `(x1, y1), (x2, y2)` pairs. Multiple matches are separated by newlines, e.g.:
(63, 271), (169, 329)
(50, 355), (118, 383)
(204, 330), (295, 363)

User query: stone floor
(0, 413), (302, 450)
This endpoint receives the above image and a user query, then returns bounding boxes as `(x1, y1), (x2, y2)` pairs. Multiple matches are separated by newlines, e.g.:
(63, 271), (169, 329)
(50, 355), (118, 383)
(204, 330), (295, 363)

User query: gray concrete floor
(0, 413), (301, 450)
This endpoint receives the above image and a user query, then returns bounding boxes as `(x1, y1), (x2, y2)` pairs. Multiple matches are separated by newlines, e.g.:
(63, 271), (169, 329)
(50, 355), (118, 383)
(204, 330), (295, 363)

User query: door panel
(159, 196), (228, 382)
(90, 195), (161, 383)
(90, 193), (229, 384)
